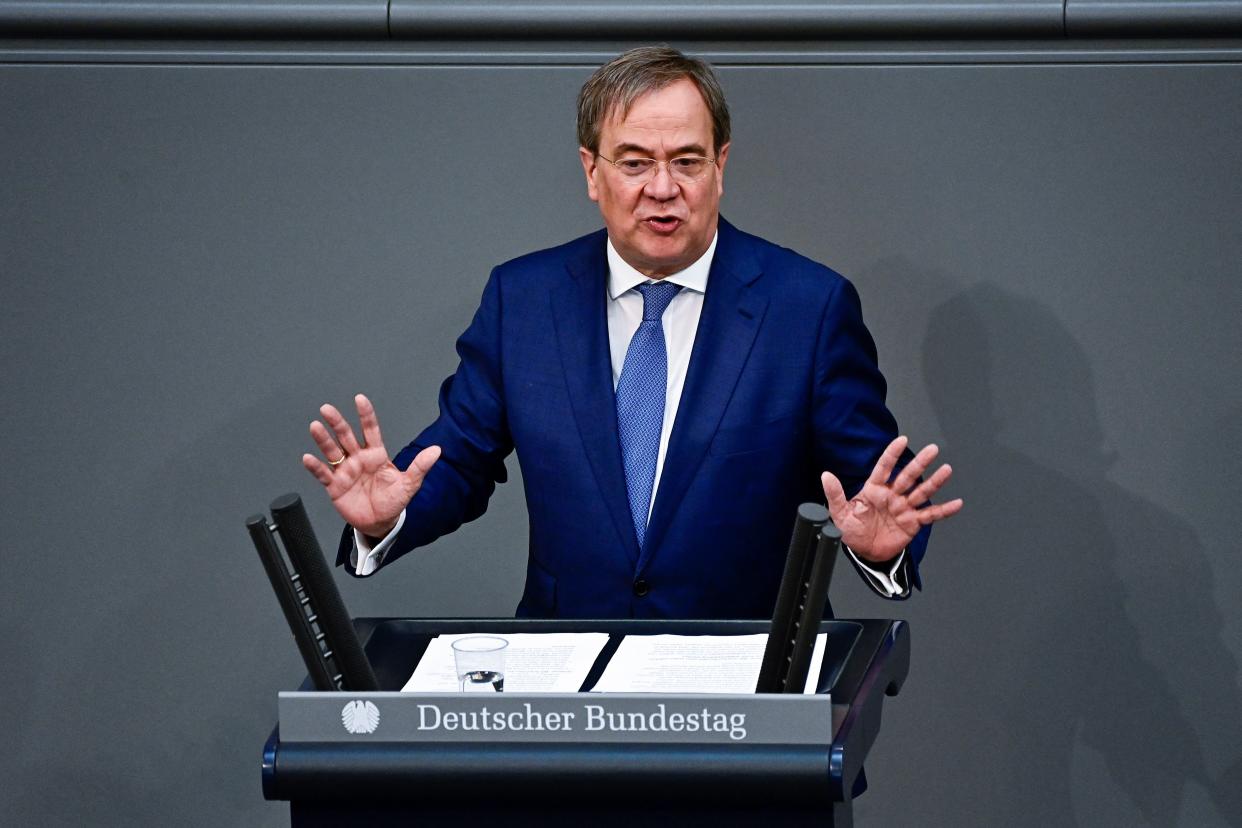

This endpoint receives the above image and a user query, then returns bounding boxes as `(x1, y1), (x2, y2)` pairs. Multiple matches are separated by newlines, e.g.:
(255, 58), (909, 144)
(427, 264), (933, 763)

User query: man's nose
(643, 162), (680, 200)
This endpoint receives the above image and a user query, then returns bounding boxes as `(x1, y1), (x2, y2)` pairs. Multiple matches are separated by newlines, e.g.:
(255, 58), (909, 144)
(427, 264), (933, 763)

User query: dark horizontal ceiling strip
(1066, 1), (1242, 36)
(3, 1), (1242, 40)
(388, 2), (1065, 40)
(0, 1), (390, 38)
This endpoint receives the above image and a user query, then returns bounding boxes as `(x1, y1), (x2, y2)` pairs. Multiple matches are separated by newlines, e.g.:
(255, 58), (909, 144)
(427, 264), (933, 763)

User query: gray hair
(576, 46), (731, 155)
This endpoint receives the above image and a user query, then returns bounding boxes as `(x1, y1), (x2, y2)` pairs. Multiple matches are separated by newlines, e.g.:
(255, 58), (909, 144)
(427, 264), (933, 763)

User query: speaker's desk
(264, 617), (910, 827)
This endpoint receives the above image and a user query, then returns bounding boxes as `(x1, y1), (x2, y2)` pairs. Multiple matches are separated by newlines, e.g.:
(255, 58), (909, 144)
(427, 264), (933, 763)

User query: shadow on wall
(909, 277), (1241, 826)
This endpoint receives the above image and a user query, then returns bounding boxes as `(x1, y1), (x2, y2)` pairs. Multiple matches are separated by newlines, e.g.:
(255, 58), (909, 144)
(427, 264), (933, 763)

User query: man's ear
(714, 142), (731, 198)
(579, 147), (600, 202)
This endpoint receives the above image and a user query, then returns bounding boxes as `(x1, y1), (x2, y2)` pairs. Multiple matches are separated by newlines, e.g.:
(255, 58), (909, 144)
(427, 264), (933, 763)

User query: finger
(404, 445), (442, 487)
(301, 453), (335, 487)
(904, 463), (953, 505)
(915, 498), (964, 525)
(891, 443), (939, 494)
(309, 420), (345, 462)
(820, 471), (850, 520)
(867, 435), (909, 485)
(355, 393), (383, 450)
(320, 402), (362, 455)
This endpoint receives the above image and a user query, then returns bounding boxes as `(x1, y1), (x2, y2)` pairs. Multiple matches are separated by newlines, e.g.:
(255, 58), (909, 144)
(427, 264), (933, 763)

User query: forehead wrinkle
(610, 140), (707, 158)
(604, 122), (707, 157)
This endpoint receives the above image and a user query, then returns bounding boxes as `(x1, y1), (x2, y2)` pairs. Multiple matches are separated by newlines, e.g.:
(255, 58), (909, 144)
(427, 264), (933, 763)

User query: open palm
(821, 436), (962, 563)
(302, 394), (440, 539)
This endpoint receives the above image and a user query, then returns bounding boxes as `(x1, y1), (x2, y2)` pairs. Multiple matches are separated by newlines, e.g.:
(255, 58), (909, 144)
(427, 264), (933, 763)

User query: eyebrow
(610, 141), (708, 157)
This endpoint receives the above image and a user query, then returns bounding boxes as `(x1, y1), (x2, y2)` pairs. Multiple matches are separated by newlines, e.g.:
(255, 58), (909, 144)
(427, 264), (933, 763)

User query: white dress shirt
(604, 231), (712, 521)
(352, 231), (907, 597)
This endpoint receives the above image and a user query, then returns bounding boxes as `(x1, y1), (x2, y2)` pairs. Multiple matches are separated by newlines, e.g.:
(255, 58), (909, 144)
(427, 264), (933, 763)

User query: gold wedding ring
(328, 453), (347, 467)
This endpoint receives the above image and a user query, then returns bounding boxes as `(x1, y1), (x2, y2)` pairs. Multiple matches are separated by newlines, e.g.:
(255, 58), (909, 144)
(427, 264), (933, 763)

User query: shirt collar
(606, 230), (718, 300)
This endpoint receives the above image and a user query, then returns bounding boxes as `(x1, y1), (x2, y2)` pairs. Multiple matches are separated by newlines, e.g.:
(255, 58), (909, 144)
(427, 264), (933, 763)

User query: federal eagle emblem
(341, 699), (380, 734)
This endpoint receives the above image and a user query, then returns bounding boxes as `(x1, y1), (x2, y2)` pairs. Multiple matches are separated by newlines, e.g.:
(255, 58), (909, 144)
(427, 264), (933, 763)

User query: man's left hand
(821, 435), (963, 563)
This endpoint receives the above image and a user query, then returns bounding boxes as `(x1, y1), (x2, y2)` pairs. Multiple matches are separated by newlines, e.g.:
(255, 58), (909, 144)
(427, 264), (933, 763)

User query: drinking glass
(451, 636), (508, 692)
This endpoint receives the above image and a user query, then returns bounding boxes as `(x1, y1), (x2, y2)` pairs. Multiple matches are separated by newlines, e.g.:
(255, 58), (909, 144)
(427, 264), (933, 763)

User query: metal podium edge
(828, 620), (911, 801)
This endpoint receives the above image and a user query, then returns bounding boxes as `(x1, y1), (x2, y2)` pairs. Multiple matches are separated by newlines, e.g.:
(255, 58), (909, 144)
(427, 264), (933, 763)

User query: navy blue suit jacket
(337, 218), (928, 618)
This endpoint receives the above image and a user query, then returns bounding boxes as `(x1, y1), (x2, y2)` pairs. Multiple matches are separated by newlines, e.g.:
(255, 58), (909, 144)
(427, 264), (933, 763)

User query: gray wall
(2, 32), (1240, 828)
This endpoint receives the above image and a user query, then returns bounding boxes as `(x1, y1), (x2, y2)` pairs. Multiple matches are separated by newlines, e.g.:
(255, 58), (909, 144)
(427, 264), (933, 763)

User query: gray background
(3, 28), (1241, 828)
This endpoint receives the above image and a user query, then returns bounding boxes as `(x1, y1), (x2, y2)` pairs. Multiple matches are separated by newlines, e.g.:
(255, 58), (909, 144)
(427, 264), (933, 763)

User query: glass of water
(451, 636), (508, 692)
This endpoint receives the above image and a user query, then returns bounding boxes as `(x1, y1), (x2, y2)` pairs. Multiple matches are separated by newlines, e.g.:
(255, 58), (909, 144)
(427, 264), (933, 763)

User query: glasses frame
(596, 153), (719, 185)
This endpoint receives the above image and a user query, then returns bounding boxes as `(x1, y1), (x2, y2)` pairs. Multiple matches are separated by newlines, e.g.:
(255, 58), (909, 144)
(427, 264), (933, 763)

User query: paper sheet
(402, 633), (610, 693)
(590, 633), (828, 694)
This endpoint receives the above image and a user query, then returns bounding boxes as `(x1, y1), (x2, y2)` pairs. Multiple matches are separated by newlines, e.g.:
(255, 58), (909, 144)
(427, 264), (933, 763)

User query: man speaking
(302, 46), (961, 619)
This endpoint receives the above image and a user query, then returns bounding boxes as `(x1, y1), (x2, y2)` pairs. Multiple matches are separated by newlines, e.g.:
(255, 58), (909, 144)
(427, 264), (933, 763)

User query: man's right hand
(302, 393), (441, 540)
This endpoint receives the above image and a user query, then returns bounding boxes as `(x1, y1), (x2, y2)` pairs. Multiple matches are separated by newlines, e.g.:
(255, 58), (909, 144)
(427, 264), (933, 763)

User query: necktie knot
(637, 281), (682, 322)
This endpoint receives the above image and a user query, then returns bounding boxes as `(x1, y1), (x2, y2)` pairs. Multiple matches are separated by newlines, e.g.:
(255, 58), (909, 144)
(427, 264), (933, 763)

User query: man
(302, 46), (961, 618)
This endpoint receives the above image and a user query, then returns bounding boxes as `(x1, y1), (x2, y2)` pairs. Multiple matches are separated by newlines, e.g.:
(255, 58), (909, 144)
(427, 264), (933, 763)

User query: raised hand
(301, 393), (440, 539)
(820, 435), (963, 563)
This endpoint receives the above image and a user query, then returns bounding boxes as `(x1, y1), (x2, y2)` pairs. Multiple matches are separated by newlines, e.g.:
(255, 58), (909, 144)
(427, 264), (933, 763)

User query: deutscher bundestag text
(416, 702), (748, 740)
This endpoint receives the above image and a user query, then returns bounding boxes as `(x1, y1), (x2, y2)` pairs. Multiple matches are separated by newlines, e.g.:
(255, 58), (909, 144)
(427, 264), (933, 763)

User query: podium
(263, 617), (910, 827)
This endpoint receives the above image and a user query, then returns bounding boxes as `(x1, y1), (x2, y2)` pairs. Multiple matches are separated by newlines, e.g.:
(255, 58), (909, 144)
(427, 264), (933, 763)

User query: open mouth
(644, 216), (683, 233)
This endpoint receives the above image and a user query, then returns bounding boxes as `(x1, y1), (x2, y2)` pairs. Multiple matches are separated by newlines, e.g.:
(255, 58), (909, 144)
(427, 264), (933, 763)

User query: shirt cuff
(350, 511), (406, 577)
(843, 546), (910, 599)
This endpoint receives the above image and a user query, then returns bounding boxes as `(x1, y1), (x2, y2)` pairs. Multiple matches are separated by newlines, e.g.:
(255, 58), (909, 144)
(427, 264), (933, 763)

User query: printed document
(591, 633), (828, 694)
(403, 633), (609, 693)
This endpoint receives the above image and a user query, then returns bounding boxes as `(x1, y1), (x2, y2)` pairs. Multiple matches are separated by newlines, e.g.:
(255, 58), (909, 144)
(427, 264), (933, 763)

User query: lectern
(262, 616), (910, 827)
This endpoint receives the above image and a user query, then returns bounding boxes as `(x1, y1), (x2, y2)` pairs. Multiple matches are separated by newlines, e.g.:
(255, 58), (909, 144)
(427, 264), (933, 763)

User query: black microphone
(756, 503), (840, 693)
(249, 494), (379, 692)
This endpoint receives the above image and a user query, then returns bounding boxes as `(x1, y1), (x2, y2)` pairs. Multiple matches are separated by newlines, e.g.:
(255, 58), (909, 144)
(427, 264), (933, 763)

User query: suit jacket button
(633, 578), (650, 597)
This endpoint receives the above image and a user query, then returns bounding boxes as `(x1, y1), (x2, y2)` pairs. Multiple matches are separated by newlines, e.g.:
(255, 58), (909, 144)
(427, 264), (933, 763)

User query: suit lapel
(639, 221), (767, 571)
(552, 233), (643, 564)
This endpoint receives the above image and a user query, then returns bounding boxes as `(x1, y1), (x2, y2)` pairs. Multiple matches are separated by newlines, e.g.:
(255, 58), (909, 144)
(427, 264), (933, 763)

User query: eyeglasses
(597, 154), (717, 184)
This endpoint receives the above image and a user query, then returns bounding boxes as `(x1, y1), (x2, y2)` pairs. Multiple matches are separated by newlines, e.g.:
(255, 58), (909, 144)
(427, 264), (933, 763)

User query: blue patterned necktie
(616, 281), (683, 549)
